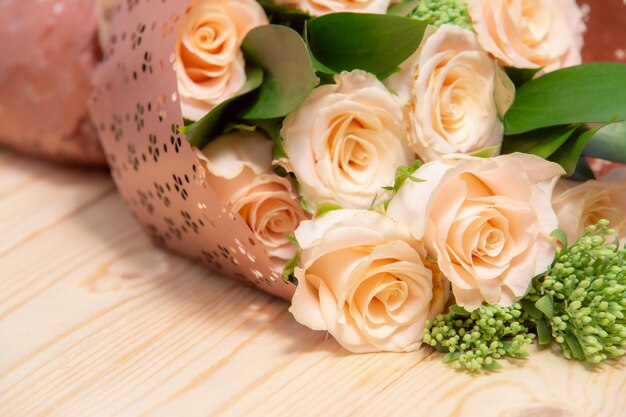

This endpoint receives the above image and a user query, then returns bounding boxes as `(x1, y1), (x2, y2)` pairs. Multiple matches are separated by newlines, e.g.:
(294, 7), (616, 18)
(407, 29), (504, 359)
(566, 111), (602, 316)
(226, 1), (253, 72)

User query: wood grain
(0, 150), (624, 417)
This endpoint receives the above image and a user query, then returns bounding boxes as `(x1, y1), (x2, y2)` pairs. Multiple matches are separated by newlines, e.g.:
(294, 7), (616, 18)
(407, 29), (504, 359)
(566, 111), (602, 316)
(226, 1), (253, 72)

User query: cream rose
(386, 25), (514, 162)
(289, 209), (450, 352)
(176, 0), (268, 121)
(281, 70), (415, 210)
(553, 170), (626, 243)
(387, 153), (565, 311)
(464, 0), (585, 72)
(273, 0), (390, 16)
(195, 131), (308, 260)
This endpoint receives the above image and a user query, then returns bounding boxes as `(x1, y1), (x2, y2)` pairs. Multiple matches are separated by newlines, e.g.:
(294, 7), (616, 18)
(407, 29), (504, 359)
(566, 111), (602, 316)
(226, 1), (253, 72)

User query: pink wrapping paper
(89, 0), (624, 299)
(0, 0), (105, 165)
(89, 0), (294, 299)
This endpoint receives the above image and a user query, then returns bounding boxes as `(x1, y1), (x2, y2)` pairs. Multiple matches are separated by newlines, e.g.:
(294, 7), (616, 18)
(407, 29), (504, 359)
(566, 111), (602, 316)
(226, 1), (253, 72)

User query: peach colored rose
(465, 0), (585, 72)
(176, 0), (268, 121)
(553, 169), (626, 243)
(289, 209), (450, 352)
(195, 131), (308, 260)
(273, 0), (391, 16)
(387, 153), (565, 311)
(281, 70), (415, 210)
(386, 25), (514, 161)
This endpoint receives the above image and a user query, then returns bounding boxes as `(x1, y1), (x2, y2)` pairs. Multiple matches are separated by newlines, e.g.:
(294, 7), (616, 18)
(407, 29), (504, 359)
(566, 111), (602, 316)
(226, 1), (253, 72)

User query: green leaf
(550, 229), (568, 248)
(257, 0), (310, 32)
(510, 350), (530, 359)
(390, 159), (423, 193)
(536, 318), (552, 345)
(315, 202), (343, 217)
(565, 330), (586, 360)
(583, 121), (626, 164)
(482, 360), (503, 371)
(307, 13), (429, 78)
(504, 63), (626, 135)
(247, 118), (286, 159)
(501, 125), (578, 159)
(281, 250), (300, 285)
(442, 351), (461, 363)
(302, 23), (336, 76)
(449, 305), (471, 316)
(223, 122), (257, 134)
(504, 66), (542, 87)
(285, 234), (299, 246)
(569, 156), (596, 181)
(181, 66), (264, 148)
(296, 182), (315, 215)
(550, 125), (605, 176)
(535, 294), (554, 318)
(470, 145), (501, 158)
(238, 25), (317, 120)
(520, 298), (543, 320)
(387, 0), (421, 16)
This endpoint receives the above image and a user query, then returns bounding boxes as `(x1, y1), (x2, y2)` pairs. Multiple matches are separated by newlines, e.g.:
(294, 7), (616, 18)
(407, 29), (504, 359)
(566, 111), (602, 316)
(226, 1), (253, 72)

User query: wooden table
(1, 150), (624, 417)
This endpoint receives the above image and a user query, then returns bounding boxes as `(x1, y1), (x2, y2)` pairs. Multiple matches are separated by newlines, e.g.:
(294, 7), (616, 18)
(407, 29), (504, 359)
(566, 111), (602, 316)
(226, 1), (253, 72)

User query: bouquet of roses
(90, 0), (626, 372)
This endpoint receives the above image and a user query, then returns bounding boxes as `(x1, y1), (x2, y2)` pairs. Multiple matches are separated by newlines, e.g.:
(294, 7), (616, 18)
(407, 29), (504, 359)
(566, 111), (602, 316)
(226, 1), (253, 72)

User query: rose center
(519, 0), (561, 53)
(475, 223), (505, 258)
(193, 21), (227, 53)
(326, 114), (381, 185)
(375, 280), (407, 311)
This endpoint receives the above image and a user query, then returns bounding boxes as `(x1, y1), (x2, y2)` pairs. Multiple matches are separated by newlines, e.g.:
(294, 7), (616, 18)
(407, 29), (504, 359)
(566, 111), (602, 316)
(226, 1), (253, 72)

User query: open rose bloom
(90, 0), (626, 357)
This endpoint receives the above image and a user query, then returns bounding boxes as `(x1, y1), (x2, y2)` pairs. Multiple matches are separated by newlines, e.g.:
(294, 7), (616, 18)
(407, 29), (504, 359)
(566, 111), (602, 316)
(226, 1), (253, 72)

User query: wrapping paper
(89, 0), (294, 299)
(0, 0), (106, 165)
(89, 0), (624, 299)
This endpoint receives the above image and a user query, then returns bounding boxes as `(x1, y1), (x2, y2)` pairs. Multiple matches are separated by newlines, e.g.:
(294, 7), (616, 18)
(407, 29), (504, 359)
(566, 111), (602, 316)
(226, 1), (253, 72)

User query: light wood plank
(0, 155), (114, 256)
(352, 346), (626, 417)
(0, 150), (624, 417)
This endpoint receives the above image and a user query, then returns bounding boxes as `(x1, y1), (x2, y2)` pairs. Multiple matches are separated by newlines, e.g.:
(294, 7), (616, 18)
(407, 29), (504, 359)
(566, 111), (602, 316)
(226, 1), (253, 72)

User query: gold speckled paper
(89, 0), (295, 299)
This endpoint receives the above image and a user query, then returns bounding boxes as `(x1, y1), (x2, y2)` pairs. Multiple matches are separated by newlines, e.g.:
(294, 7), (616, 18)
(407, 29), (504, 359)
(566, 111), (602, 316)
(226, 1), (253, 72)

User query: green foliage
(583, 122), (626, 165)
(502, 125), (578, 159)
(568, 156), (596, 181)
(504, 67), (542, 88)
(526, 220), (626, 363)
(410, 0), (472, 29)
(469, 145), (500, 158)
(387, 0), (421, 16)
(502, 63), (626, 171)
(315, 202), (343, 217)
(180, 66), (263, 148)
(281, 250), (300, 285)
(549, 125), (605, 176)
(424, 304), (535, 372)
(503, 123), (609, 177)
(182, 25), (316, 148)
(382, 159), (423, 194)
(307, 13), (429, 78)
(504, 63), (626, 135)
(238, 25), (317, 120)
(257, 0), (310, 33)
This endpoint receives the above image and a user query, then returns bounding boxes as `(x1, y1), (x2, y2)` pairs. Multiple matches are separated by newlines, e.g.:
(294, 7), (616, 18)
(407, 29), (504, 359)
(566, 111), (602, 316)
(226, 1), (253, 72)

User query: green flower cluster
(411, 0), (473, 30)
(424, 304), (534, 372)
(528, 221), (626, 363)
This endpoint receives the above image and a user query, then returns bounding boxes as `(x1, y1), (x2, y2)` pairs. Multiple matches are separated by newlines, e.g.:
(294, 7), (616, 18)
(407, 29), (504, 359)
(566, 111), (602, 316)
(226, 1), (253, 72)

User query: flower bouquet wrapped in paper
(0, 0), (115, 165)
(90, 0), (626, 370)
